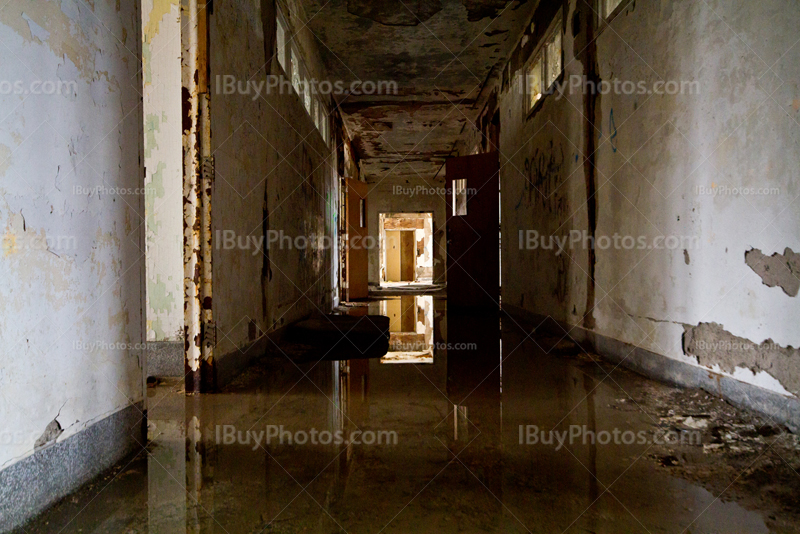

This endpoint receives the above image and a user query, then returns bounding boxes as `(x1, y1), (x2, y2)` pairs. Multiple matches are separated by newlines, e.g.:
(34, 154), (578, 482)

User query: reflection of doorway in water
(377, 295), (434, 364)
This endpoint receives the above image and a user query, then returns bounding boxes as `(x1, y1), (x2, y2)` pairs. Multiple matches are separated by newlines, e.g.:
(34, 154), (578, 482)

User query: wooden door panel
(346, 178), (369, 300)
(445, 152), (500, 309)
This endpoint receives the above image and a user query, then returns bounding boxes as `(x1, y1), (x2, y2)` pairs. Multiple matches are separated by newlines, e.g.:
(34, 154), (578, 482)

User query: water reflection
(18, 295), (772, 533)
(374, 295), (435, 364)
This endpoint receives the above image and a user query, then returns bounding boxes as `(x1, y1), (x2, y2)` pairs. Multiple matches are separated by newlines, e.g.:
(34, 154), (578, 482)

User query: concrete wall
(482, 0), (799, 405)
(143, 0), (183, 343)
(0, 0), (145, 527)
(210, 0), (338, 359)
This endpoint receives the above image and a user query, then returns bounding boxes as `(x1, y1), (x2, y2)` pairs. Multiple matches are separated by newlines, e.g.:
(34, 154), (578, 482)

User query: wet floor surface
(14, 296), (800, 533)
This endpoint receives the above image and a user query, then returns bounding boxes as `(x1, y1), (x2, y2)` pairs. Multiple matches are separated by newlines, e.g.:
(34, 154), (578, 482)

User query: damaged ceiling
(303, 0), (536, 181)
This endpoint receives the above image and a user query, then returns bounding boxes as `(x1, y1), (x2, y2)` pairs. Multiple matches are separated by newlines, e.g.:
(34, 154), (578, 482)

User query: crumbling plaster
(470, 0), (800, 397)
(143, 0), (183, 342)
(0, 0), (145, 468)
(305, 0), (537, 182)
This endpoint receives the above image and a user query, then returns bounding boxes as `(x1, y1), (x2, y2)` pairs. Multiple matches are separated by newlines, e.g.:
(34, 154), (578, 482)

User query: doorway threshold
(370, 282), (446, 296)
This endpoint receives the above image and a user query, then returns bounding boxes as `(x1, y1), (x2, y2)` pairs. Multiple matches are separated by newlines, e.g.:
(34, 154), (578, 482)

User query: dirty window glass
(604, 0), (625, 18)
(527, 57), (543, 110)
(276, 17), (286, 71)
(453, 179), (467, 216)
(546, 28), (562, 88)
(291, 49), (301, 94)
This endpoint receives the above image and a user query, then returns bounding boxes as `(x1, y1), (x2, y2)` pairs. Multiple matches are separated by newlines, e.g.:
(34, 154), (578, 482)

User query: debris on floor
(565, 347), (800, 532)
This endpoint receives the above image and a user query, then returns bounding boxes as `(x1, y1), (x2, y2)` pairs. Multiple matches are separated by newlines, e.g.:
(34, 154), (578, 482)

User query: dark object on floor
(285, 314), (390, 361)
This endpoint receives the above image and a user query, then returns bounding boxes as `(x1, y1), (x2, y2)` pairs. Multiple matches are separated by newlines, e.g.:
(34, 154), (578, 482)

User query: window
(602, 0), (625, 19)
(546, 30), (562, 88)
(524, 13), (563, 112)
(452, 179), (467, 216)
(303, 77), (311, 114)
(291, 48), (301, 95)
(287, 35), (329, 145)
(526, 56), (543, 109)
(276, 17), (286, 71)
(359, 198), (366, 227)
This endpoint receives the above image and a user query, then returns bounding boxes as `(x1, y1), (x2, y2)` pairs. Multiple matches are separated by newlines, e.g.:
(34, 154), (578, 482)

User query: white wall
(0, 0), (144, 468)
(143, 0), (183, 342)
(497, 0), (800, 396)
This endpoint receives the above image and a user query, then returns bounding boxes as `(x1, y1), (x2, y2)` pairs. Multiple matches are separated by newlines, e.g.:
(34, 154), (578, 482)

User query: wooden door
(346, 178), (369, 300)
(445, 152), (500, 309)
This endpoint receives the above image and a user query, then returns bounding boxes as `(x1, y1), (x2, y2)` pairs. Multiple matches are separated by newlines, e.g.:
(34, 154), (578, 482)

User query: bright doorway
(379, 212), (434, 286)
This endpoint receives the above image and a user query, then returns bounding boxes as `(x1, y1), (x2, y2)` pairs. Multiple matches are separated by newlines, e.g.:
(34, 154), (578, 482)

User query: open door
(445, 152), (500, 309)
(346, 178), (369, 300)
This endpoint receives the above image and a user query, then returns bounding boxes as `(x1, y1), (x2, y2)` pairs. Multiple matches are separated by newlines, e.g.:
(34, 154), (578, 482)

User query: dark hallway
(1, 0), (799, 532)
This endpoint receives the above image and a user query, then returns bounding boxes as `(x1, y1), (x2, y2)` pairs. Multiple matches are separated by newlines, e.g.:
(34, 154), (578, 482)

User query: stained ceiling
(303, 0), (536, 182)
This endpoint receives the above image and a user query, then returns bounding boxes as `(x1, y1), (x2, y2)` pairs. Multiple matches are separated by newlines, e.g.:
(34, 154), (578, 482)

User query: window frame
(285, 25), (330, 147)
(290, 46), (302, 96)
(597, 0), (631, 33)
(523, 10), (564, 117)
(452, 179), (467, 216)
(275, 13), (288, 73)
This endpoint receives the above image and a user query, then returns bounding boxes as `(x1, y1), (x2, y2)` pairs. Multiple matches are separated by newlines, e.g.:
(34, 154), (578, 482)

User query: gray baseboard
(216, 324), (290, 389)
(216, 336), (269, 388)
(503, 305), (800, 434)
(146, 340), (184, 378)
(0, 402), (145, 532)
(145, 328), (290, 390)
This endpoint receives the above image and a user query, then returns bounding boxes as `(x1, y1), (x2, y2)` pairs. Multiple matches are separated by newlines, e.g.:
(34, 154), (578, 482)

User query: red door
(346, 178), (369, 300)
(445, 152), (500, 309)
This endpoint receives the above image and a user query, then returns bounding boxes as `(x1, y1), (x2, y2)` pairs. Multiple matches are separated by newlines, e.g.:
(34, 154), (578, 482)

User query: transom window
(525, 13), (563, 113)
(602, 0), (625, 19)
(281, 12), (330, 146)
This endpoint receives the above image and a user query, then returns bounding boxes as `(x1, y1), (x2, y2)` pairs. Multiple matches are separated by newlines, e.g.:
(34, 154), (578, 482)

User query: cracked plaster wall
(211, 0), (338, 357)
(472, 0), (800, 397)
(143, 0), (183, 342)
(0, 0), (145, 469)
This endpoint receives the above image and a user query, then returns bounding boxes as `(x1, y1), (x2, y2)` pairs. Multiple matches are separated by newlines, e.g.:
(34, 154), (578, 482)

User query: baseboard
(215, 324), (291, 389)
(146, 340), (183, 378)
(0, 402), (145, 532)
(503, 304), (800, 434)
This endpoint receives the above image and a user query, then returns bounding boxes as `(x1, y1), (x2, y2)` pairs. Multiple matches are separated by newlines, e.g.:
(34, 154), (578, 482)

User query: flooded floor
(15, 296), (800, 533)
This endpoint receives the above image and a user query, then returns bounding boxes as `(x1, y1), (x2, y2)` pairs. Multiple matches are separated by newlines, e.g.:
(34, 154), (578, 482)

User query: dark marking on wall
(574, 0), (599, 330)
(259, 0), (277, 325)
(745, 247), (800, 297)
(683, 322), (800, 396)
(609, 108), (618, 153)
(684, 249), (690, 265)
(260, 0), (276, 75)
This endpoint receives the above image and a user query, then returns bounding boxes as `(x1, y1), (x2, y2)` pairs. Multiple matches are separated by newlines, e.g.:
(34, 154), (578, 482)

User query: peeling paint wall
(484, 0), (800, 398)
(0, 0), (144, 468)
(143, 0), (183, 342)
(210, 0), (337, 357)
